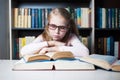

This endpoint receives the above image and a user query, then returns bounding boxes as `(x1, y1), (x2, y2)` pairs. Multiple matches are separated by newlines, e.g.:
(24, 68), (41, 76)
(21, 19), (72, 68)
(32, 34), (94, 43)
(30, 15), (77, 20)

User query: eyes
(48, 23), (69, 32)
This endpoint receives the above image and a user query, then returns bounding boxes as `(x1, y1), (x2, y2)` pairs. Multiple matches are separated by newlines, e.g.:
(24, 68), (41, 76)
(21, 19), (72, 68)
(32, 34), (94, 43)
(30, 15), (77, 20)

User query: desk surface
(0, 60), (120, 80)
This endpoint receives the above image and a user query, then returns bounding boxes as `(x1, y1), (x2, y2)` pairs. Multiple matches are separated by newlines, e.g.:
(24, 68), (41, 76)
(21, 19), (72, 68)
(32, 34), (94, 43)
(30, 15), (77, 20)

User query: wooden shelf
(78, 28), (92, 36)
(12, 28), (44, 31)
(95, 28), (120, 40)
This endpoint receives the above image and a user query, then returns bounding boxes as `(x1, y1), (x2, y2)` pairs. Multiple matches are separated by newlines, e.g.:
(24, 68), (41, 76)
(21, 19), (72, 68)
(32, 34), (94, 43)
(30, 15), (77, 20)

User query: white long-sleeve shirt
(20, 34), (89, 57)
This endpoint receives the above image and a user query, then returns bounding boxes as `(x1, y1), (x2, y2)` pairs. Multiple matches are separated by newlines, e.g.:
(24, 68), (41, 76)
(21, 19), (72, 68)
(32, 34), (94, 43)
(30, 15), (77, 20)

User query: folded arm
(20, 41), (48, 57)
(20, 35), (66, 57)
(38, 35), (89, 57)
(20, 34), (89, 57)
(58, 36), (89, 57)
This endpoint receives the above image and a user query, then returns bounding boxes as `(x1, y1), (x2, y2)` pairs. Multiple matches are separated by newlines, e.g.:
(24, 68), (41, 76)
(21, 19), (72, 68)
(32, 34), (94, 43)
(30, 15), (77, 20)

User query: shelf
(12, 28), (44, 31)
(12, 27), (92, 30)
(78, 28), (92, 36)
(12, 0), (91, 8)
(95, 28), (120, 39)
(12, 28), (92, 37)
(95, 0), (120, 8)
(13, 0), (91, 3)
(78, 27), (92, 30)
(95, 28), (120, 31)
(12, 28), (44, 37)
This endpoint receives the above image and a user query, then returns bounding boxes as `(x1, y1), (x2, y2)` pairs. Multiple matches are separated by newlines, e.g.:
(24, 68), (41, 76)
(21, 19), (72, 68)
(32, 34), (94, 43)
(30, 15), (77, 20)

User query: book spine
(34, 8), (38, 28)
(31, 8), (35, 28)
(13, 8), (18, 28)
(38, 8), (42, 28)
(24, 8), (28, 28)
(18, 8), (22, 28)
(28, 8), (31, 28)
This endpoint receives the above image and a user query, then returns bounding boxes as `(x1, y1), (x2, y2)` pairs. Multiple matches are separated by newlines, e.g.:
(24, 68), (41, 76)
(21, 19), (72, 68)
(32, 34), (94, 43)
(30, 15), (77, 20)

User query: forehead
(49, 15), (67, 25)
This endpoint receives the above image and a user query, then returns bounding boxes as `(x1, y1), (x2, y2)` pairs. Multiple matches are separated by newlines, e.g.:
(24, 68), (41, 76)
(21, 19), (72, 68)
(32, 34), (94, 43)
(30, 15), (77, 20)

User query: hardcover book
(23, 51), (75, 62)
(80, 54), (120, 72)
(12, 51), (95, 71)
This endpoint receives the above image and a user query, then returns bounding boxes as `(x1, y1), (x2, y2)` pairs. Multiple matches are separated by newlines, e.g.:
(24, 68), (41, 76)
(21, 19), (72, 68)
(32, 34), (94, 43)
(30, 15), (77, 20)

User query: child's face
(48, 15), (69, 41)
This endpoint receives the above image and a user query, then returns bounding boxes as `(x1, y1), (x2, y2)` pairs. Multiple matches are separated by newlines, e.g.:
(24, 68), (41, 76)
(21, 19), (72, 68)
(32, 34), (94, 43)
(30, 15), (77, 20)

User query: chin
(53, 38), (61, 41)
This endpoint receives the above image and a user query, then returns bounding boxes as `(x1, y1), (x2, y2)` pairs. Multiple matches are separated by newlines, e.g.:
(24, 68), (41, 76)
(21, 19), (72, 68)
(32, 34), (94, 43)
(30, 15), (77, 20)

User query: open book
(12, 51), (95, 71)
(23, 51), (75, 62)
(79, 54), (120, 72)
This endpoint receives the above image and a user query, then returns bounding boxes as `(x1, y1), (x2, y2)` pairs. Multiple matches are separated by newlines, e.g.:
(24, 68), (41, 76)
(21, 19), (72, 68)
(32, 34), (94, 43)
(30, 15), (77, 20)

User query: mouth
(53, 35), (59, 38)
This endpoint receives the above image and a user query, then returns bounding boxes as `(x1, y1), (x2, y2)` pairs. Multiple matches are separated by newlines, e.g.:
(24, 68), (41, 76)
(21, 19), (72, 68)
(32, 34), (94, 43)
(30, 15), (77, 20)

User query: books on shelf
(96, 8), (120, 28)
(79, 54), (120, 72)
(12, 51), (95, 71)
(95, 36), (120, 59)
(13, 36), (35, 59)
(13, 7), (91, 28)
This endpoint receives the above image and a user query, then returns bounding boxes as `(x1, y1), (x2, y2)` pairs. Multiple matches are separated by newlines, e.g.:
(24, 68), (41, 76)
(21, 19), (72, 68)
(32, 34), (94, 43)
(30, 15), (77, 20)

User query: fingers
(38, 46), (59, 55)
(48, 41), (66, 46)
(38, 48), (48, 55)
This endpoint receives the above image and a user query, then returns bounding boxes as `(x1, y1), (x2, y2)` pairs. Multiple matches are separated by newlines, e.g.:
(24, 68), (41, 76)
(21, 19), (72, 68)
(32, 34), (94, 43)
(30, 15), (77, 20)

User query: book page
(12, 58), (53, 71)
(90, 54), (117, 65)
(23, 54), (51, 62)
(46, 51), (74, 60)
(79, 54), (117, 70)
(113, 60), (120, 65)
(45, 52), (56, 58)
(54, 59), (95, 70)
(111, 60), (120, 71)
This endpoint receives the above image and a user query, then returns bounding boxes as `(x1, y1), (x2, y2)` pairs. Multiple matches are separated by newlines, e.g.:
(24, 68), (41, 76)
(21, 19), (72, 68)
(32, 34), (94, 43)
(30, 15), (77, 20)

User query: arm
(38, 34), (89, 57)
(20, 35), (48, 57)
(58, 34), (89, 57)
(38, 41), (66, 55)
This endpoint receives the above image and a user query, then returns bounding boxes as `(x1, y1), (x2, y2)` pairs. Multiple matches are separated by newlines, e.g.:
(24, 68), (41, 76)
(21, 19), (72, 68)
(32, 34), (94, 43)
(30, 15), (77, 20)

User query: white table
(0, 60), (120, 80)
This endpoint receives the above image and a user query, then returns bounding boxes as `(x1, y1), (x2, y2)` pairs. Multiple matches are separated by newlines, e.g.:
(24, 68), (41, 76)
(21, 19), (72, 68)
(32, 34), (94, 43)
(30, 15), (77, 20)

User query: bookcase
(95, 0), (120, 59)
(9, 0), (94, 60)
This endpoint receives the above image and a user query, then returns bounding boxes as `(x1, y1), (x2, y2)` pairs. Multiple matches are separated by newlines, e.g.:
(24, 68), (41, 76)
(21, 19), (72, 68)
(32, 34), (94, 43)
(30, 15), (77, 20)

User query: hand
(48, 41), (66, 46)
(38, 47), (49, 55)
(38, 46), (59, 55)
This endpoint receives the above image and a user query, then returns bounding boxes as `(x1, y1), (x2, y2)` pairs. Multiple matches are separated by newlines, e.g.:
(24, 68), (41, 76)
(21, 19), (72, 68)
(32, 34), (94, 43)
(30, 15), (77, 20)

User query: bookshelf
(95, 0), (120, 59)
(9, 0), (94, 59)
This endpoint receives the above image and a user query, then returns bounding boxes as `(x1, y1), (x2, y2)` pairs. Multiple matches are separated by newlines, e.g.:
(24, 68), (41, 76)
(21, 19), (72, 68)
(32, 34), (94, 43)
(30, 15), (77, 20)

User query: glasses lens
(49, 24), (57, 30)
(59, 26), (68, 32)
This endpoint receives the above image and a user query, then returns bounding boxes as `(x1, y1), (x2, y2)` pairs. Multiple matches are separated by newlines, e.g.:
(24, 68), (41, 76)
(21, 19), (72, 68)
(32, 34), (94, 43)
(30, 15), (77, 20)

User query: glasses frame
(48, 23), (69, 32)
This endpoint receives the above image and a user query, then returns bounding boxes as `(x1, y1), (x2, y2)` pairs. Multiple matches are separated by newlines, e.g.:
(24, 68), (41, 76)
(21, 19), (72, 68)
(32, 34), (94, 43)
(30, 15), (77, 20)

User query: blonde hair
(42, 8), (79, 42)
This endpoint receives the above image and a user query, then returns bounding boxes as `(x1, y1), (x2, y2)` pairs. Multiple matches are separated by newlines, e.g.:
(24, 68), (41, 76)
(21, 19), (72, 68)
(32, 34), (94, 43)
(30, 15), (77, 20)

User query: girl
(20, 8), (89, 57)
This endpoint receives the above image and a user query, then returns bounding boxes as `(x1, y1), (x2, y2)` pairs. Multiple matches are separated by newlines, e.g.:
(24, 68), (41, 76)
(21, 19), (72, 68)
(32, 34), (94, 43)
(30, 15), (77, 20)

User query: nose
(54, 27), (60, 34)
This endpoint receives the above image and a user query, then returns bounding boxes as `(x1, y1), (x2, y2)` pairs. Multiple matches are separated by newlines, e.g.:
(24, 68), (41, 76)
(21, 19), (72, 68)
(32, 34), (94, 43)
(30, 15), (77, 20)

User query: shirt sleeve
(20, 35), (48, 56)
(58, 34), (89, 57)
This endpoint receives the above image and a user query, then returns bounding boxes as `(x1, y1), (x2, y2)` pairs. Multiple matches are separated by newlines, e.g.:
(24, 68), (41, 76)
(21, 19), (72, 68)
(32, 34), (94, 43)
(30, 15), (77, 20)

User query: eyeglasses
(48, 23), (69, 32)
